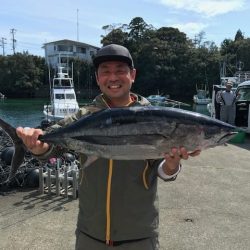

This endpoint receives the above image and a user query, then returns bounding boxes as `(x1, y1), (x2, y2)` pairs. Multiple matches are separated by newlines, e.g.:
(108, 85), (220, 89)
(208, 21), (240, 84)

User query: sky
(1, 0), (250, 56)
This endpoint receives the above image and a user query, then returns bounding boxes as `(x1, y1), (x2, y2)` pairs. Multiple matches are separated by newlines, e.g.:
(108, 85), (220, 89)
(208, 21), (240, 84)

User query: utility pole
(10, 28), (17, 54)
(0, 37), (7, 56)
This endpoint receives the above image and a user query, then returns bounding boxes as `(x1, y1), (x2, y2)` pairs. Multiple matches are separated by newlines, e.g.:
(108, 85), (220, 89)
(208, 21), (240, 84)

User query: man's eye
(116, 70), (126, 74)
(100, 71), (109, 75)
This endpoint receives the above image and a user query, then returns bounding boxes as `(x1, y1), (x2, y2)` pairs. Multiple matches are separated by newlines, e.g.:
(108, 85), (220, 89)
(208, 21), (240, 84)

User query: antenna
(77, 9), (79, 41)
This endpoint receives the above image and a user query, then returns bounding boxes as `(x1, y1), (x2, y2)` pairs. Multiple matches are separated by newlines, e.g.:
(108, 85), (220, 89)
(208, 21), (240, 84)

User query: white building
(43, 39), (99, 68)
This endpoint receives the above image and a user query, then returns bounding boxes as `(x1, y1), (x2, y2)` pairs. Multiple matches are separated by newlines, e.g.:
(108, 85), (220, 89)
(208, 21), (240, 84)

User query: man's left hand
(162, 147), (201, 175)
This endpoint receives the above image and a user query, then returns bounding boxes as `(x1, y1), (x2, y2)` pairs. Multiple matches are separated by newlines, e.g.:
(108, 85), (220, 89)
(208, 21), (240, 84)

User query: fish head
(201, 119), (237, 149)
(216, 131), (238, 144)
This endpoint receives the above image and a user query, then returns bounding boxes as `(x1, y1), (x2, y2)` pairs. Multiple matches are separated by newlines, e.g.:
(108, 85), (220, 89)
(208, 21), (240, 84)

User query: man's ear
(131, 68), (136, 82)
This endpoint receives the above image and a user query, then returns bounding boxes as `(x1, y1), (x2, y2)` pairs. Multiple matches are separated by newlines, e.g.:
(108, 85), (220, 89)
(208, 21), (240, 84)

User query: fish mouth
(217, 132), (238, 144)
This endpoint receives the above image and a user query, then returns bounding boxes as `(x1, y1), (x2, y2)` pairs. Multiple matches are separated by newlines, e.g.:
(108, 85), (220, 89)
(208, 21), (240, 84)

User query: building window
(57, 45), (73, 52)
(76, 47), (86, 53)
(90, 50), (95, 56)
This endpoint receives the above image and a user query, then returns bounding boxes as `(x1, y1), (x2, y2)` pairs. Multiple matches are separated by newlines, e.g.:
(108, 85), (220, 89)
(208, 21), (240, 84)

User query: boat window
(65, 94), (75, 99)
(237, 88), (250, 101)
(54, 79), (71, 87)
(54, 79), (61, 86)
(61, 79), (71, 86)
(55, 94), (65, 99)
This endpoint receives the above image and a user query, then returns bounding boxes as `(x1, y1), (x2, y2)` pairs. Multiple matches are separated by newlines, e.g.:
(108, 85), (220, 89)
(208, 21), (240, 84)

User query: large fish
(0, 106), (237, 182)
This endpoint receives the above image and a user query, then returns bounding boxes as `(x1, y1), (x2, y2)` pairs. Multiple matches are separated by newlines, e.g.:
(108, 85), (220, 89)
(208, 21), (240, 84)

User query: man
(216, 81), (237, 125)
(17, 44), (200, 250)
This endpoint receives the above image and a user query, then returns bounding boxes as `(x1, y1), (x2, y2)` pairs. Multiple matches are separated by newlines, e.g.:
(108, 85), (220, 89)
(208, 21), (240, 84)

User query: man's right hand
(16, 127), (50, 155)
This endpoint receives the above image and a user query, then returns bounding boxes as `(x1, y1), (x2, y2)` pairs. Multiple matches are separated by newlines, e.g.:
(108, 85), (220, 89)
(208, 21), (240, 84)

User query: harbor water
(0, 99), (47, 128)
(0, 99), (210, 128)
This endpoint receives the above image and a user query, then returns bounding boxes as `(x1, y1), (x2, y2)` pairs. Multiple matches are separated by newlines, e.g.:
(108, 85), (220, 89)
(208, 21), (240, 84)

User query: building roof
(42, 39), (100, 49)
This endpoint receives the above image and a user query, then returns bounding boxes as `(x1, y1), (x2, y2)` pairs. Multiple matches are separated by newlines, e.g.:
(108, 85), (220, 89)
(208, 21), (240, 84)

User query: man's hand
(16, 127), (50, 155)
(162, 147), (201, 175)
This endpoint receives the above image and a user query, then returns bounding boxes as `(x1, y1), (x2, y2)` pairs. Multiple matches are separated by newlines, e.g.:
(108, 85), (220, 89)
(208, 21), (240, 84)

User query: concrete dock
(0, 137), (249, 250)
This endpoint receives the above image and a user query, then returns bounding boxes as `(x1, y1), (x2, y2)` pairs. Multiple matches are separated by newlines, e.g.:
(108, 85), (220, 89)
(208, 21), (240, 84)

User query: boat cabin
(43, 66), (79, 120)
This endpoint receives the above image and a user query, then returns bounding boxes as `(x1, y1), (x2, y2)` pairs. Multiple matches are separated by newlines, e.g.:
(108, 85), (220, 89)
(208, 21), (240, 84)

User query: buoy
(1, 146), (14, 165)
(63, 152), (76, 162)
(25, 168), (40, 187)
(40, 119), (52, 129)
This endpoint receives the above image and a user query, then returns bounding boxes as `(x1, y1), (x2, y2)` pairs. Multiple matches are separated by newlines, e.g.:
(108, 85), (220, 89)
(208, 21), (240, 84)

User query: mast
(77, 9), (79, 41)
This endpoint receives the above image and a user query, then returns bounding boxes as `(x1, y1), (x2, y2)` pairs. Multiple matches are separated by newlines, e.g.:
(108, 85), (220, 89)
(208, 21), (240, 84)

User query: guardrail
(39, 159), (79, 199)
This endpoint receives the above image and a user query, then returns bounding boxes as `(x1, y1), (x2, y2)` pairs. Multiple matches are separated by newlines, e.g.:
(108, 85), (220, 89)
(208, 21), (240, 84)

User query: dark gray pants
(220, 105), (236, 125)
(75, 230), (159, 250)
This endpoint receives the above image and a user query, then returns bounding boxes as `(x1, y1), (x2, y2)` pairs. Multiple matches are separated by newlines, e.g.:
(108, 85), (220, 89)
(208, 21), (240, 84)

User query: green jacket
(36, 93), (172, 242)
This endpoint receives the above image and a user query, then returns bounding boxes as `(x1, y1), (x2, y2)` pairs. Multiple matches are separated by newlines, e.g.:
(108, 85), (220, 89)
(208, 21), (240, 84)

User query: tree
(235, 29), (244, 41)
(128, 17), (151, 41)
(0, 52), (45, 97)
(101, 28), (128, 46)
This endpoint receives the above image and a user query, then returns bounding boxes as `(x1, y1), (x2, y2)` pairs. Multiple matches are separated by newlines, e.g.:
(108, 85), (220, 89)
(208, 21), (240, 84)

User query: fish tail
(0, 118), (26, 183)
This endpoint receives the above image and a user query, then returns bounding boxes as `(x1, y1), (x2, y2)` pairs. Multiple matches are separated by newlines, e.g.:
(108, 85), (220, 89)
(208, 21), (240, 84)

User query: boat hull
(193, 95), (211, 105)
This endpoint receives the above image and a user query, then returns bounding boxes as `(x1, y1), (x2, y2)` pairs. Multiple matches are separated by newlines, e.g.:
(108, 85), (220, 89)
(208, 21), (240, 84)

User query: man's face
(226, 84), (232, 91)
(96, 61), (136, 100)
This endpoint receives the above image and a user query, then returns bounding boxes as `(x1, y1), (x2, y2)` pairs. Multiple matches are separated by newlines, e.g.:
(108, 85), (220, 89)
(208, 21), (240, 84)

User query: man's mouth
(108, 84), (121, 89)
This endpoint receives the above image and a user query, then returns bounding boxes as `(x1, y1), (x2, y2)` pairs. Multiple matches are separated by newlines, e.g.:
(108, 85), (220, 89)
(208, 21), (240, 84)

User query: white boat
(193, 84), (211, 105)
(147, 95), (190, 108)
(0, 92), (6, 100)
(147, 95), (167, 104)
(43, 66), (79, 121)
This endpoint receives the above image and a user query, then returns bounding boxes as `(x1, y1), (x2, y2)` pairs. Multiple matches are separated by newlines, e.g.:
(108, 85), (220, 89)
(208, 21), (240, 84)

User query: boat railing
(234, 71), (250, 83)
(53, 85), (74, 89)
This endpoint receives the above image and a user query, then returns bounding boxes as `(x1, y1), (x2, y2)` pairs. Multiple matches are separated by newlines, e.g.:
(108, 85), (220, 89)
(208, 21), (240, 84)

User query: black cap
(93, 44), (134, 69)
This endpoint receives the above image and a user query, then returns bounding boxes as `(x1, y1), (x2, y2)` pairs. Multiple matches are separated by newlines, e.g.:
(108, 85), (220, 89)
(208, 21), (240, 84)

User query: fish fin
(8, 145), (26, 181)
(81, 156), (98, 169)
(0, 118), (26, 182)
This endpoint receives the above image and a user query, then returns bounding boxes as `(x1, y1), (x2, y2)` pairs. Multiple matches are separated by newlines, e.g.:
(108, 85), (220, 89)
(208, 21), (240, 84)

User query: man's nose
(108, 72), (119, 81)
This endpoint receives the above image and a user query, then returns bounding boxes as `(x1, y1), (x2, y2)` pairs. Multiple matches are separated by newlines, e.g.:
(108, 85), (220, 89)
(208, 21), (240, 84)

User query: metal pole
(64, 166), (68, 198)
(47, 168), (52, 195)
(72, 170), (77, 199)
(55, 168), (60, 196)
(39, 167), (44, 194)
